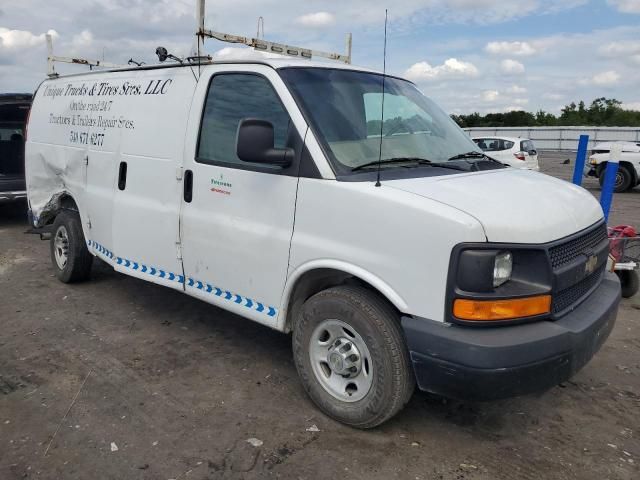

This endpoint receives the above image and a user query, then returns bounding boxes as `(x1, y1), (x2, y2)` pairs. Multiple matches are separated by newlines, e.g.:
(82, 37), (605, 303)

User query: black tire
(50, 210), (93, 283)
(617, 270), (639, 299)
(292, 285), (415, 429)
(599, 163), (633, 193)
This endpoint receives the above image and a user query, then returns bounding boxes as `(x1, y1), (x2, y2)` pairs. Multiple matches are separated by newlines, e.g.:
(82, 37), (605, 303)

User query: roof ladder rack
(196, 0), (352, 64)
(46, 34), (127, 78)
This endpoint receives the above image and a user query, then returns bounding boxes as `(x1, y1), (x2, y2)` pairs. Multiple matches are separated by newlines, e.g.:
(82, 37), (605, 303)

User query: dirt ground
(1, 152), (639, 480)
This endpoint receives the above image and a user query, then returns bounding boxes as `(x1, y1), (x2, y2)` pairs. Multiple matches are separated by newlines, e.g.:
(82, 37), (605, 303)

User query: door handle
(118, 162), (128, 190)
(184, 169), (193, 203)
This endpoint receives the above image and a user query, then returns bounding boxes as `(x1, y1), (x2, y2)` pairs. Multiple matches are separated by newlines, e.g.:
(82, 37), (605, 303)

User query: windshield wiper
(352, 157), (467, 172)
(448, 151), (504, 166)
(448, 151), (486, 161)
(351, 157), (432, 171)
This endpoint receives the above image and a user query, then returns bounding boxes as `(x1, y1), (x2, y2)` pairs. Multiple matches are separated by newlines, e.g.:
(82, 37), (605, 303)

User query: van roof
(44, 56), (385, 80)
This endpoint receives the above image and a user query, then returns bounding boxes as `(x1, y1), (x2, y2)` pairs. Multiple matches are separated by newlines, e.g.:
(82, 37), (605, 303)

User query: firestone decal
(211, 174), (232, 195)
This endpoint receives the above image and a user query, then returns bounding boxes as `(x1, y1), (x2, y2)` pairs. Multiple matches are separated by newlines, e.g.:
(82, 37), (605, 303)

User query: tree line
(451, 98), (640, 128)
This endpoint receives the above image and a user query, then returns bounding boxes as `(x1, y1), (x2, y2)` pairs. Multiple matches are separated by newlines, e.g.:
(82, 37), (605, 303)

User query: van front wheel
(50, 211), (93, 283)
(292, 285), (415, 428)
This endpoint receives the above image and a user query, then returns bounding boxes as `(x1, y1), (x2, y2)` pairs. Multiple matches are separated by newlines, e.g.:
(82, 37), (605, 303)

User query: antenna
(375, 10), (389, 188)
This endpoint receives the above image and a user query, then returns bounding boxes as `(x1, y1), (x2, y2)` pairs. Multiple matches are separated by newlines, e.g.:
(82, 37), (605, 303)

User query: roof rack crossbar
(196, 0), (352, 64)
(46, 34), (127, 77)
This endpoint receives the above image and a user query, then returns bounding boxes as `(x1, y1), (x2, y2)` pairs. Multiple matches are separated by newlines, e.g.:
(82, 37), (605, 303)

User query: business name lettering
(43, 79), (173, 99)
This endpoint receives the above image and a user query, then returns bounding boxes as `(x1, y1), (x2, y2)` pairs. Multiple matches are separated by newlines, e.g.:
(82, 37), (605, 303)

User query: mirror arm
(265, 147), (294, 166)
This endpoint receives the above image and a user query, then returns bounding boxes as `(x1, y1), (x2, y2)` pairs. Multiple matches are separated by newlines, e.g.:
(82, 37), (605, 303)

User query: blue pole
(572, 134), (589, 186)
(600, 161), (619, 222)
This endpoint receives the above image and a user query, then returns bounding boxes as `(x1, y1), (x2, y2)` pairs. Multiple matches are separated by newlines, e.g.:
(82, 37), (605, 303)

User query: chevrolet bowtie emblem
(585, 254), (598, 275)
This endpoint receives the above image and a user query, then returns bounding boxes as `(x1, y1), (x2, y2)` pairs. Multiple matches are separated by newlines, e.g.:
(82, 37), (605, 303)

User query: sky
(0, 0), (639, 115)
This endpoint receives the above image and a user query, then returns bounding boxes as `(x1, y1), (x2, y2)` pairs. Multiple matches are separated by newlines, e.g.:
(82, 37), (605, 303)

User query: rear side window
(0, 126), (24, 141)
(483, 139), (511, 151)
(521, 140), (535, 152)
(197, 74), (290, 168)
(474, 138), (489, 150)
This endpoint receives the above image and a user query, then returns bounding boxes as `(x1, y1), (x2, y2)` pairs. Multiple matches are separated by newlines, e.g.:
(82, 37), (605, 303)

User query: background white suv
(472, 136), (540, 171)
(588, 141), (640, 193)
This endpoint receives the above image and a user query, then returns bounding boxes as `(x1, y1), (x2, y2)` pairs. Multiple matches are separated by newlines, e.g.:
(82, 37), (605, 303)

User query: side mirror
(529, 149), (537, 156)
(236, 119), (293, 167)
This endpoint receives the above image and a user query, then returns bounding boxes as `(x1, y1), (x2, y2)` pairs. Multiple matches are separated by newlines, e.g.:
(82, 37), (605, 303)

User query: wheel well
(284, 268), (400, 333)
(41, 192), (80, 226)
(620, 161), (639, 185)
(598, 161), (637, 183)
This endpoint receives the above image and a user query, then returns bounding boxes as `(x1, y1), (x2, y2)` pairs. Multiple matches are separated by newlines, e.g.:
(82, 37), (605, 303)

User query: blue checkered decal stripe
(187, 277), (277, 317)
(116, 256), (185, 285)
(87, 239), (277, 318)
(87, 240), (114, 261)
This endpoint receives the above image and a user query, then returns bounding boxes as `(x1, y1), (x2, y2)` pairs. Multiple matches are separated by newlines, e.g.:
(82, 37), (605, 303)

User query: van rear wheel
(292, 285), (415, 429)
(50, 211), (93, 283)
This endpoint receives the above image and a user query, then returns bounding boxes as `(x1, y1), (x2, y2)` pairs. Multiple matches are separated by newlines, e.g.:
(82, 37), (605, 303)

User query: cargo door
(108, 69), (197, 290)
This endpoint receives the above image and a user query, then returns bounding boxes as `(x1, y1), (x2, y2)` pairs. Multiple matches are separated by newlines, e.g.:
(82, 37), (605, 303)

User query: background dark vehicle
(0, 93), (32, 204)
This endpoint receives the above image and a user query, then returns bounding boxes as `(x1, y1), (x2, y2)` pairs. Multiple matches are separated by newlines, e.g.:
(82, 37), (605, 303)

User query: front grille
(549, 223), (607, 269)
(552, 265), (605, 314)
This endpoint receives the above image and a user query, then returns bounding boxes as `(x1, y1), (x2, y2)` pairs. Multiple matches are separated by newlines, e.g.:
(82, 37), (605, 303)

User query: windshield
(279, 68), (482, 175)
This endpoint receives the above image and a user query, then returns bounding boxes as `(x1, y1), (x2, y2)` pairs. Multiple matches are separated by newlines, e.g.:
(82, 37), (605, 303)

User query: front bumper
(0, 190), (27, 203)
(402, 272), (620, 401)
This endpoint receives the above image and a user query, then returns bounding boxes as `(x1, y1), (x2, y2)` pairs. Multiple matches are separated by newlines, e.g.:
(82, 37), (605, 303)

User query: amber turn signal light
(453, 295), (552, 321)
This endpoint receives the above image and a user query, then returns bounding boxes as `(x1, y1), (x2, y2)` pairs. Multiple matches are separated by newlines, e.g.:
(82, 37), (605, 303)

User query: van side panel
(106, 69), (196, 290)
(284, 178), (486, 327)
(26, 69), (197, 290)
(26, 85), (89, 226)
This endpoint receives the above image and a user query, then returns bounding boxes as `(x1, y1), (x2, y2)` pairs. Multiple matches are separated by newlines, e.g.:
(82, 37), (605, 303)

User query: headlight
(451, 245), (552, 324)
(493, 251), (513, 287)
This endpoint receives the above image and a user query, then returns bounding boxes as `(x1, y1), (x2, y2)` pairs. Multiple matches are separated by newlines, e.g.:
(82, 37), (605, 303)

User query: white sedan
(587, 141), (640, 193)
(472, 136), (540, 171)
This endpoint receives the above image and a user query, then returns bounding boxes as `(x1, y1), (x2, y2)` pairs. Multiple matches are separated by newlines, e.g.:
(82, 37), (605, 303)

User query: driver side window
(197, 74), (291, 169)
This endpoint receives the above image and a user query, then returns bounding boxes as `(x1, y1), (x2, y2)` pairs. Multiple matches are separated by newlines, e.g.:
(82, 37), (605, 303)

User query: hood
(385, 169), (603, 244)
(593, 141), (640, 153)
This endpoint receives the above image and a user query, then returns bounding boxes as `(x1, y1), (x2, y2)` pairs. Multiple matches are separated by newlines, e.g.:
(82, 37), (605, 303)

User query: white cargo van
(26, 59), (620, 428)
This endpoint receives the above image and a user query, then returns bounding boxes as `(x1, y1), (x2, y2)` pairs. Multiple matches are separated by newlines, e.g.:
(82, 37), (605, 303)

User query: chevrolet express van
(26, 59), (620, 428)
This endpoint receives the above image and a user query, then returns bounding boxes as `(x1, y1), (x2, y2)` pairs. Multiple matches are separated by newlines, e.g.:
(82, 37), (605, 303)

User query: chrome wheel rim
(309, 319), (373, 402)
(54, 226), (69, 270)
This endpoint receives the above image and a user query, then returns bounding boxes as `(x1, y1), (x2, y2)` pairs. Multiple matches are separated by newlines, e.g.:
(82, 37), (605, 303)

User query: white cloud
(598, 40), (640, 57)
(0, 27), (58, 50)
(507, 85), (527, 94)
(590, 70), (621, 85)
(404, 58), (479, 81)
(72, 30), (93, 48)
(543, 93), (565, 100)
(607, 0), (640, 13)
(481, 90), (500, 102)
(295, 12), (336, 27)
(623, 101), (640, 110)
(485, 41), (537, 56)
(500, 59), (525, 74)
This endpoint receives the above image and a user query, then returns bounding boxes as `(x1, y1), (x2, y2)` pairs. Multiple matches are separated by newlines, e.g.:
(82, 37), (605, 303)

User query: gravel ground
(1, 152), (639, 480)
